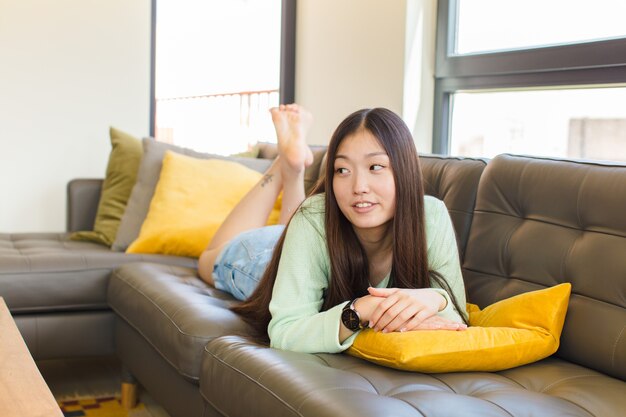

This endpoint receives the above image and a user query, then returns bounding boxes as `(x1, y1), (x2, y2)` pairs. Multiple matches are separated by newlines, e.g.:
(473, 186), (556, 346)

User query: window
(434, 0), (626, 161)
(150, 0), (295, 155)
(455, 0), (626, 55)
(451, 87), (626, 160)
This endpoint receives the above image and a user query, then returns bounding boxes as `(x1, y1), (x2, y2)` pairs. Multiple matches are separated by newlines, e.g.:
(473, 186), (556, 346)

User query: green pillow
(71, 127), (142, 246)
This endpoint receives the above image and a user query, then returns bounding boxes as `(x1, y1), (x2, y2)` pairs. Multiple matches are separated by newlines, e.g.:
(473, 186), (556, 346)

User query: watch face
(341, 308), (361, 332)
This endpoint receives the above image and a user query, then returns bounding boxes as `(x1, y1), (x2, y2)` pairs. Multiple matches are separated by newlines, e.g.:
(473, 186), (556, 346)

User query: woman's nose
(352, 171), (370, 194)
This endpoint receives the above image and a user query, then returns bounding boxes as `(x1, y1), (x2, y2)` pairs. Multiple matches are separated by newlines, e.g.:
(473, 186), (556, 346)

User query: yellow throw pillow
(71, 127), (142, 246)
(347, 283), (571, 373)
(126, 151), (281, 257)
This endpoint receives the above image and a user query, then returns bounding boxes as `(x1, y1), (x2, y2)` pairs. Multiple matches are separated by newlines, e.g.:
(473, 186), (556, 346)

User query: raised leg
(272, 104), (314, 224)
(197, 104), (313, 285)
(205, 158), (284, 251)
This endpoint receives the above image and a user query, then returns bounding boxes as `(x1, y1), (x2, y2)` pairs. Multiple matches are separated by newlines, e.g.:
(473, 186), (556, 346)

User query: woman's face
(332, 129), (396, 240)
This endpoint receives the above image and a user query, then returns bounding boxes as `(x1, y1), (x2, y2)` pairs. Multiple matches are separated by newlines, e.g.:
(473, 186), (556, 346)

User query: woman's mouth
(352, 201), (376, 213)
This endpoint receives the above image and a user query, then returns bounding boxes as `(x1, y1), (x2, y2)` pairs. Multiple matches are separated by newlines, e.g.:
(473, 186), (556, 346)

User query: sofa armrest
(66, 179), (103, 232)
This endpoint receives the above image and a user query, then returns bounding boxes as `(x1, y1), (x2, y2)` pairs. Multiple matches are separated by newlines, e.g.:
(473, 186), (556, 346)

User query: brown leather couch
(201, 154), (626, 417)
(0, 179), (196, 360)
(2, 152), (625, 416)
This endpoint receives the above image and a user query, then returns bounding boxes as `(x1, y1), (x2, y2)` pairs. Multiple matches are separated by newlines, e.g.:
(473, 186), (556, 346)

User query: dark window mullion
(439, 38), (626, 79)
(432, 81), (451, 155)
(279, 0), (296, 105)
(433, 0), (455, 155)
(149, 0), (157, 137)
(439, 65), (626, 92)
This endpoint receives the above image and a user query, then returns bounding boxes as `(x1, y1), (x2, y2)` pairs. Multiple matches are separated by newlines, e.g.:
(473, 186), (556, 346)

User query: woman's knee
(198, 246), (224, 285)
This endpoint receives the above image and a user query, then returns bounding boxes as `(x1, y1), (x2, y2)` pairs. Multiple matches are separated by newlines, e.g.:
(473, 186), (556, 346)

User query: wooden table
(0, 297), (63, 417)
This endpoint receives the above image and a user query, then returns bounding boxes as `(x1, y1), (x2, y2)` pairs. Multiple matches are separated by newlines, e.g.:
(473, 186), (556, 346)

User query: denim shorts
(212, 225), (285, 301)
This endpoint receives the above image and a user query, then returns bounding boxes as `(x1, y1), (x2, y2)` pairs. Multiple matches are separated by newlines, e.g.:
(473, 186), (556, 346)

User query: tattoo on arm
(261, 174), (273, 187)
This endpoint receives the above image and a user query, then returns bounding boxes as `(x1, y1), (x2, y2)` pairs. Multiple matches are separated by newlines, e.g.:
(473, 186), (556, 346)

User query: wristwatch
(341, 298), (365, 332)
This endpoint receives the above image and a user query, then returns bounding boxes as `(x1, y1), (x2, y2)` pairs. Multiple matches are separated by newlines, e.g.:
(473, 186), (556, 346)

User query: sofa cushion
(126, 152), (281, 258)
(347, 283), (571, 373)
(202, 335), (626, 417)
(112, 138), (274, 252)
(0, 233), (195, 313)
(463, 154), (626, 381)
(107, 262), (249, 382)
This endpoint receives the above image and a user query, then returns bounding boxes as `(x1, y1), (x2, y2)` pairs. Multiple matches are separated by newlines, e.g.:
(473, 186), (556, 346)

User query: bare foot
(270, 104), (314, 172)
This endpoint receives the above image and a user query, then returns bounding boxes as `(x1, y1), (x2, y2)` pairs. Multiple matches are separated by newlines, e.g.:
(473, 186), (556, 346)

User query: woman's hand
(364, 287), (464, 333)
(406, 314), (467, 331)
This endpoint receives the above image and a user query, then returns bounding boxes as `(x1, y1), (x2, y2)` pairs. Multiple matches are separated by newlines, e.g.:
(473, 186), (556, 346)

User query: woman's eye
(335, 167), (349, 174)
(370, 164), (384, 171)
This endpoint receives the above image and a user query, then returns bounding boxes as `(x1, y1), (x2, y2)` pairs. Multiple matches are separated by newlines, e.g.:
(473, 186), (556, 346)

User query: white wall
(0, 0), (437, 232)
(295, 0), (407, 145)
(0, 0), (151, 232)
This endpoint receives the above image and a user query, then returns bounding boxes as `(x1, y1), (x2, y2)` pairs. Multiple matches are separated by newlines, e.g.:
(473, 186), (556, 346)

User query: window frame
(433, 0), (626, 154)
(148, 0), (296, 137)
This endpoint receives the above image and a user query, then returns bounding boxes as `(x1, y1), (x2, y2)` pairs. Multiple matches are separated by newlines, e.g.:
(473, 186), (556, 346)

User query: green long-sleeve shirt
(268, 193), (467, 353)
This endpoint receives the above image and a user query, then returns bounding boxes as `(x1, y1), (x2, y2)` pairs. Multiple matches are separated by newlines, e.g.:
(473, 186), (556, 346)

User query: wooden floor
(37, 355), (171, 417)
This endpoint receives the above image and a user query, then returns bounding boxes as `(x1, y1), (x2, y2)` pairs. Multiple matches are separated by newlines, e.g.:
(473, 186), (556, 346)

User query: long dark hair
(232, 108), (467, 341)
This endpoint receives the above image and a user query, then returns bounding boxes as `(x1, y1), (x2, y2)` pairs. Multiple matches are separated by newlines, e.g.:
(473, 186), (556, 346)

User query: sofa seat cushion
(202, 335), (626, 417)
(0, 233), (195, 313)
(107, 262), (249, 382)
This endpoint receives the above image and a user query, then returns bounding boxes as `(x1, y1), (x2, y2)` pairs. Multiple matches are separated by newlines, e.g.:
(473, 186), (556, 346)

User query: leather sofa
(1, 151), (625, 417)
(202, 154), (626, 417)
(0, 179), (196, 359)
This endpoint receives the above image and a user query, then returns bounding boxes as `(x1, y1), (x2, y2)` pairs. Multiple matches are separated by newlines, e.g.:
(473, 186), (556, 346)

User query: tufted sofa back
(463, 154), (626, 381)
(420, 155), (487, 262)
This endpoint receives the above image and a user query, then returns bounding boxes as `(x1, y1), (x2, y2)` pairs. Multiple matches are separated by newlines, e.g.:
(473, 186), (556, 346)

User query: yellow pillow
(127, 151), (281, 257)
(347, 283), (571, 373)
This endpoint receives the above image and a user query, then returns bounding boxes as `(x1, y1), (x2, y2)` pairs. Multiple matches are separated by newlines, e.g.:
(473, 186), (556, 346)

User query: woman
(198, 104), (467, 353)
